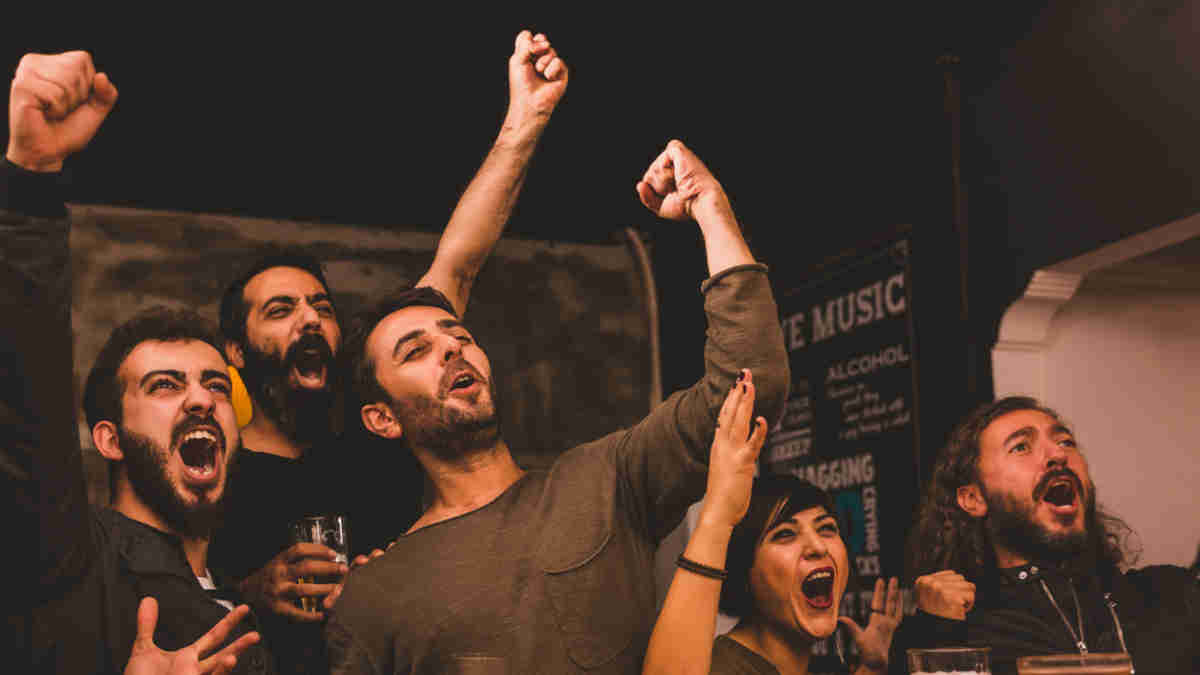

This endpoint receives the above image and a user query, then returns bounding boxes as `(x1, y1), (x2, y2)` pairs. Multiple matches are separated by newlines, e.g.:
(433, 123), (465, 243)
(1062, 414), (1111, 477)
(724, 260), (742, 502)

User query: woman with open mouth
(643, 370), (903, 675)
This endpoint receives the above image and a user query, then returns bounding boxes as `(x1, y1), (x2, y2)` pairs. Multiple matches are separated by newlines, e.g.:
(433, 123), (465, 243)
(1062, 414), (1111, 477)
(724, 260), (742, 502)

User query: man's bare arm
(417, 30), (568, 316)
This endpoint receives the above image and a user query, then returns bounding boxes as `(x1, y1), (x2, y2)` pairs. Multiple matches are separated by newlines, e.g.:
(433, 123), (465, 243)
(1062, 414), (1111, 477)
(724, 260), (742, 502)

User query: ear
(93, 421), (124, 461)
(224, 340), (245, 369)
(956, 483), (988, 518)
(361, 402), (403, 440)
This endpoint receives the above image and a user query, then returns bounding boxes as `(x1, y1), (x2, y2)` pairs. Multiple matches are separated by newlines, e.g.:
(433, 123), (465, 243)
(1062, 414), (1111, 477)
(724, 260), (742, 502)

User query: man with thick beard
(893, 396), (1200, 675)
(324, 139), (790, 673)
(1, 48), (272, 675)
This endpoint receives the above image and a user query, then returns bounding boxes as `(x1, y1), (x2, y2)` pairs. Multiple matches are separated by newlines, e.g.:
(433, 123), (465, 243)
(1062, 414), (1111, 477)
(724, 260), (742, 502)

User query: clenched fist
(506, 30), (567, 127)
(636, 140), (734, 225)
(914, 569), (976, 620)
(7, 50), (117, 172)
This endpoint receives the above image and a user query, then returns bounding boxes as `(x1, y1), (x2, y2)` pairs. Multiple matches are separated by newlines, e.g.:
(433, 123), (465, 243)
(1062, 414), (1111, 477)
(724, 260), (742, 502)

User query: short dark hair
(218, 251), (333, 346)
(83, 306), (226, 431)
(340, 286), (459, 419)
(719, 475), (837, 617)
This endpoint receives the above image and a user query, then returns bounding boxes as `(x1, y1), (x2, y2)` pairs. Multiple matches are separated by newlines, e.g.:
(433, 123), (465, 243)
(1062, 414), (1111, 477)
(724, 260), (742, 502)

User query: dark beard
(390, 372), (502, 462)
(981, 477), (1095, 564)
(239, 333), (337, 445)
(119, 422), (232, 538)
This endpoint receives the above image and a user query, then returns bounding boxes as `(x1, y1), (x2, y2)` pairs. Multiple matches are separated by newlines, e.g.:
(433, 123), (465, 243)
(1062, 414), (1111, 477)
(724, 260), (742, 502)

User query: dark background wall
(6, 1), (1197, 480)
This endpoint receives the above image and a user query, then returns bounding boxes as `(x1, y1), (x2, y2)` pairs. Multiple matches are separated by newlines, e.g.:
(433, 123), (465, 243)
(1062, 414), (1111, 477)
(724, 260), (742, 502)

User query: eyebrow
(1002, 423), (1074, 448)
(140, 369), (186, 388)
(391, 319), (468, 358)
(202, 369), (232, 386)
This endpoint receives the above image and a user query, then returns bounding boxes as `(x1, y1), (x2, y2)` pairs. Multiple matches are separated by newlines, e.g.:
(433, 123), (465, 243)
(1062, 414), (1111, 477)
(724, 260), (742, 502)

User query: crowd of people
(3, 30), (1197, 675)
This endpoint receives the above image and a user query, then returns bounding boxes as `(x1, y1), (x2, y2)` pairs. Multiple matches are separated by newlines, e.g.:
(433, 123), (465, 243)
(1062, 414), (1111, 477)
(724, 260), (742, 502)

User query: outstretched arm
(417, 30), (568, 316)
(643, 371), (766, 675)
(2, 50), (117, 607)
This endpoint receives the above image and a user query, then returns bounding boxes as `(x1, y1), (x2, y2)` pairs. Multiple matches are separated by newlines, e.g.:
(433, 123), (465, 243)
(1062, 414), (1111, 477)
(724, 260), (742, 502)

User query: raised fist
(914, 569), (976, 620)
(636, 140), (733, 224)
(7, 50), (118, 172)
(507, 30), (567, 122)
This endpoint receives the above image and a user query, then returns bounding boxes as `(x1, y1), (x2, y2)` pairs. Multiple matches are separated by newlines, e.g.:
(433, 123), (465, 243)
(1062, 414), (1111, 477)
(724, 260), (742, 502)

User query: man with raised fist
(2, 51), (277, 675)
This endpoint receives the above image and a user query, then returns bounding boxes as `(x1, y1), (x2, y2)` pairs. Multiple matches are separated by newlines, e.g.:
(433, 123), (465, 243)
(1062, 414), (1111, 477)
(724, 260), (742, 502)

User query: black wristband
(676, 554), (728, 580)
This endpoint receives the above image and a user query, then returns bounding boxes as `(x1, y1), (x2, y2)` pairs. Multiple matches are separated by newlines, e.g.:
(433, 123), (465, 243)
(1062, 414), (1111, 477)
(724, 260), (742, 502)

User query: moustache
(170, 413), (227, 452)
(1033, 467), (1083, 502)
(286, 332), (335, 368)
(438, 358), (487, 398)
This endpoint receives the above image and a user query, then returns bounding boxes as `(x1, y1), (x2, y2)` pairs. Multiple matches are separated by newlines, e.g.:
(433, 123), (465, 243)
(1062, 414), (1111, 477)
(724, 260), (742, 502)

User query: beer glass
(1016, 653), (1132, 675)
(908, 647), (991, 674)
(290, 514), (349, 612)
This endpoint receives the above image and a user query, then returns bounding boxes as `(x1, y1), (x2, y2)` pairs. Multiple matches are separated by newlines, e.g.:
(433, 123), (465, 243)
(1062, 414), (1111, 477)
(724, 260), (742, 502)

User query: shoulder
(710, 634), (779, 675)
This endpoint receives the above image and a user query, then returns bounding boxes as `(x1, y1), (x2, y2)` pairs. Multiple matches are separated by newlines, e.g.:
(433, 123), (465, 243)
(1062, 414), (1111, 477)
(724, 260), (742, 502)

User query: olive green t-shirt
(325, 266), (788, 674)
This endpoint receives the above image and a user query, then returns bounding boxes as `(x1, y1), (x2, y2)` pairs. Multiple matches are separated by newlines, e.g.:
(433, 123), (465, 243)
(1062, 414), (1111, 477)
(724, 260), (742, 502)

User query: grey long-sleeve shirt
(325, 263), (789, 675)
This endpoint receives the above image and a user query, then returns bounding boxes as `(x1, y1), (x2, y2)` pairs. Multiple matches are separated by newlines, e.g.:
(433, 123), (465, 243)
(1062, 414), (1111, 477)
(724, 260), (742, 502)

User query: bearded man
(1, 48), (271, 675)
(895, 396), (1200, 675)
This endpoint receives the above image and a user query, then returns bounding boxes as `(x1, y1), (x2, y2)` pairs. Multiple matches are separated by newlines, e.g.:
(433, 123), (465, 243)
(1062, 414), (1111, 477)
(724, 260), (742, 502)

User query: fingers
(272, 601), (327, 623)
(191, 604), (251, 656)
(131, 596), (160, 652)
(198, 631), (259, 675)
(324, 583), (344, 609)
(641, 148), (676, 199)
(284, 543), (339, 563)
(288, 558), (346, 580)
(747, 417), (768, 457)
(870, 577), (886, 612)
(635, 180), (664, 214)
(885, 576), (902, 616)
(288, 581), (342, 599)
(729, 370), (756, 437)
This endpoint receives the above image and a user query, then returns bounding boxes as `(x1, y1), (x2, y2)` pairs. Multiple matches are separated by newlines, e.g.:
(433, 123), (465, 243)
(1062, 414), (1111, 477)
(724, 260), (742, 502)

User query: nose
(184, 381), (215, 416)
(800, 528), (829, 560)
(440, 334), (464, 362)
(298, 301), (322, 332)
(1042, 435), (1068, 468)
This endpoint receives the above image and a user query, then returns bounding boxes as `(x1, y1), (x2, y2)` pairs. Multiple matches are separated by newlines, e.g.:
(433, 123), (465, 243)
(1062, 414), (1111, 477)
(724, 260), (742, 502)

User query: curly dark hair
(218, 249), (334, 347)
(719, 474), (838, 617)
(906, 396), (1134, 586)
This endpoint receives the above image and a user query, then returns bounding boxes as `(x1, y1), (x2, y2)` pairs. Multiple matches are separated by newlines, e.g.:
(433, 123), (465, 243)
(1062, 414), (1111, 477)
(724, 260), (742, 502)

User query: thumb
(91, 72), (119, 109)
(133, 596), (160, 651)
(838, 615), (864, 642)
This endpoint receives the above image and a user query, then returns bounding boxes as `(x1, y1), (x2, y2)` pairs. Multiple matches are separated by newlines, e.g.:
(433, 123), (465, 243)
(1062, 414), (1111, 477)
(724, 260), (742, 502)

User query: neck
(728, 618), (814, 675)
(241, 409), (307, 459)
(993, 543), (1031, 569)
(408, 438), (523, 532)
(111, 488), (210, 577)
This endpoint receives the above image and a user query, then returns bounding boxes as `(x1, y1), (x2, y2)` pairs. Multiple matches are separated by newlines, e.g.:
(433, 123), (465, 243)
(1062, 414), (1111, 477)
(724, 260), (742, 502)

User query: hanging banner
(764, 237), (919, 672)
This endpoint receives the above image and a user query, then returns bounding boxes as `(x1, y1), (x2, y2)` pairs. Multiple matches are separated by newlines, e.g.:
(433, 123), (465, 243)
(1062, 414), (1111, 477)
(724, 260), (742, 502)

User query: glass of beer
(1016, 653), (1132, 675)
(908, 647), (991, 674)
(290, 514), (349, 612)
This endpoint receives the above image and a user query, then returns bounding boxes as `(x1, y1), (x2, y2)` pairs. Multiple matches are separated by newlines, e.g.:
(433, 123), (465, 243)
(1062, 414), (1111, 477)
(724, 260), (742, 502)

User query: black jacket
(891, 561), (1200, 675)
(0, 159), (277, 675)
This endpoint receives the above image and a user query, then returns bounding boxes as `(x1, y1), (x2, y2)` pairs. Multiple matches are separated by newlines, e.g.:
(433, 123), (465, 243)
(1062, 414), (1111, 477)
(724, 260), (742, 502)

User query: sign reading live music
(763, 237), (919, 671)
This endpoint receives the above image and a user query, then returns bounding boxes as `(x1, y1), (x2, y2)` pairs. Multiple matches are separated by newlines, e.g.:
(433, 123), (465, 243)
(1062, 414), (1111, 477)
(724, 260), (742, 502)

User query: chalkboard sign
(764, 235), (919, 671)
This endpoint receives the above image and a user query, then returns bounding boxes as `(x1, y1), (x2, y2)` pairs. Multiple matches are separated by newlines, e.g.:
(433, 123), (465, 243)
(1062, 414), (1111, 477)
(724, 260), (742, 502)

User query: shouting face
(363, 304), (499, 459)
(970, 408), (1094, 564)
(112, 339), (240, 537)
(748, 506), (850, 640)
(233, 266), (341, 439)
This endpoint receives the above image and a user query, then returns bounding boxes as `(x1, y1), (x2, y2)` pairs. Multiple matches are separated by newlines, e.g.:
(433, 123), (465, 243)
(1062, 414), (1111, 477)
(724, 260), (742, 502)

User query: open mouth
(178, 428), (221, 485)
(799, 566), (836, 609)
(292, 349), (327, 384)
(1038, 474), (1080, 515)
(449, 372), (477, 392)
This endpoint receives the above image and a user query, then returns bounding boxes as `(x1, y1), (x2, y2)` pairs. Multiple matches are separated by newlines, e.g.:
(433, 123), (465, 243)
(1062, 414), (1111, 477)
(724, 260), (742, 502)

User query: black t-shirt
(210, 441), (421, 584)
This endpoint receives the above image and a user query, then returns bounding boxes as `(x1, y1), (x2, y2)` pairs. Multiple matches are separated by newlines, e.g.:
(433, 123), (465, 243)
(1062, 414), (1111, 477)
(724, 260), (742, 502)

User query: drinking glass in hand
(908, 646), (991, 674)
(290, 515), (349, 612)
(1016, 653), (1132, 675)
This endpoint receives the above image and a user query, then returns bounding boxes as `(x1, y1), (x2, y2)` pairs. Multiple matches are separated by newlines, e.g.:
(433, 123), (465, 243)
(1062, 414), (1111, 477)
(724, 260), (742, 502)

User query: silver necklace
(1040, 578), (1087, 654)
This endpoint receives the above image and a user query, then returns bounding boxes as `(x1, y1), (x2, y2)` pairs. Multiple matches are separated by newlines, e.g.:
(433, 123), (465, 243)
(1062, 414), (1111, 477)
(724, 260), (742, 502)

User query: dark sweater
(891, 561), (1200, 675)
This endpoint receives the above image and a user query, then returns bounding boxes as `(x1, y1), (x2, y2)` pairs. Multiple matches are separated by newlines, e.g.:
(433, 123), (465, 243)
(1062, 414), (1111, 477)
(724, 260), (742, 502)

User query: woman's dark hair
(719, 474), (836, 617)
(905, 396), (1133, 585)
